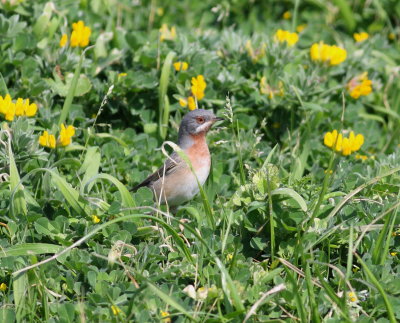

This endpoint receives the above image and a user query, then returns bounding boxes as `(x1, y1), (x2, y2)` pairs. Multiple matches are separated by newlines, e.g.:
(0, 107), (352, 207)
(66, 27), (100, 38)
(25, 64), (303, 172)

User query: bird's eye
(196, 116), (205, 124)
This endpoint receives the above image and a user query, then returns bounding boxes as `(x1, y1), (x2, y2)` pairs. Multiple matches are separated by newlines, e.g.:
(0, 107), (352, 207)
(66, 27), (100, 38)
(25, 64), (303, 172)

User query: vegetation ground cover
(1, 0), (400, 322)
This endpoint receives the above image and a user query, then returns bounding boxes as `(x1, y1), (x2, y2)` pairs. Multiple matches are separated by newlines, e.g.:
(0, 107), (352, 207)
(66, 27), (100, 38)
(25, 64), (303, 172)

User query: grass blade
(283, 266), (307, 323)
(7, 132), (27, 218)
(10, 168), (89, 218)
(58, 46), (94, 126)
(355, 254), (396, 323)
(81, 173), (136, 208)
(147, 282), (196, 321)
(13, 258), (28, 322)
(158, 51), (176, 139)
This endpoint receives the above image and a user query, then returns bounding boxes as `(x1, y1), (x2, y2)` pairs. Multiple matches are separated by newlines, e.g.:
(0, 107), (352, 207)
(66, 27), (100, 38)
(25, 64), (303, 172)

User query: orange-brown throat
(186, 133), (210, 168)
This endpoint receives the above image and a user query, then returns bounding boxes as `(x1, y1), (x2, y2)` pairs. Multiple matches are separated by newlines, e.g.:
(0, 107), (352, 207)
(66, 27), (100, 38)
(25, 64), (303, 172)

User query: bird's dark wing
(130, 152), (181, 192)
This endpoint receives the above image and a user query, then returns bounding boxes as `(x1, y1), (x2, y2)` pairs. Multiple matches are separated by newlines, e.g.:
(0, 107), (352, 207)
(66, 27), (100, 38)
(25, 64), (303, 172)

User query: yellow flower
(347, 72), (372, 99)
(156, 7), (164, 16)
(245, 40), (266, 63)
(310, 41), (347, 66)
(15, 98), (25, 116)
(39, 131), (56, 149)
(179, 98), (187, 107)
(226, 253), (233, 261)
(355, 154), (368, 161)
(59, 124), (75, 147)
(92, 215), (100, 223)
(0, 283), (7, 291)
(70, 21), (91, 48)
(390, 252), (397, 256)
(354, 32), (369, 43)
(5, 102), (16, 121)
(348, 292), (357, 302)
(274, 29), (299, 46)
(324, 130), (364, 156)
(0, 95), (15, 121)
(296, 24), (307, 33)
(388, 32), (395, 40)
(159, 24), (176, 42)
(179, 96), (196, 110)
(111, 305), (121, 315)
(260, 77), (284, 99)
(191, 75), (206, 100)
(161, 311), (171, 323)
(24, 99), (38, 117)
(0, 95), (38, 119)
(0, 94), (11, 116)
(272, 122), (281, 129)
(59, 33), (68, 47)
(118, 73), (127, 77)
(283, 11), (291, 20)
(173, 61), (189, 71)
(188, 96), (196, 110)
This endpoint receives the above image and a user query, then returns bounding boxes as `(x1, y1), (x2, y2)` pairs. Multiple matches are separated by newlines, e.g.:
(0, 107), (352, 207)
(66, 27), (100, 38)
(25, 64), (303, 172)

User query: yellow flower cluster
(173, 61), (188, 71)
(274, 29), (299, 46)
(245, 40), (266, 63)
(260, 77), (284, 99)
(161, 311), (171, 323)
(310, 41), (347, 66)
(39, 124), (75, 149)
(353, 32), (369, 43)
(111, 305), (121, 315)
(0, 283), (7, 291)
(355, 154), (368, 161)
(348, 292), (357, 302)
(324, 130), (364, 156)
(180, 75), (207, 111)
(347, 72), (372, 99)
(159, 24), (176, 42)
(39, 131), (56, 149)
(179, 97), (196, 110)
(0, 94), (38, 121)
(296, 24), (307, 33)
(191, 75), (206, 100)
(283, 11), (291, 20)
(60, 21), (91, 48)
(59, 124), (76, 146)
(92, 215), (100, 223)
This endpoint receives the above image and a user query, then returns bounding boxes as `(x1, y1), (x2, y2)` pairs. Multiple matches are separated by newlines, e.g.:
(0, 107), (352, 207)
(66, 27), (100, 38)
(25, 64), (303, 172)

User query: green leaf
(332, 0), (356, 31)
(46, 72), (92, 98)
(79, 147), (101, 191)
(271, 188), (307, 212)
(0, 243), (63, 258)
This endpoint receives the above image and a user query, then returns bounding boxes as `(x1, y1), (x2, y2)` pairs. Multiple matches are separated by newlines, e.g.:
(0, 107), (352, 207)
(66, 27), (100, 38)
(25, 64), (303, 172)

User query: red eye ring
(196, 116), (205, 124)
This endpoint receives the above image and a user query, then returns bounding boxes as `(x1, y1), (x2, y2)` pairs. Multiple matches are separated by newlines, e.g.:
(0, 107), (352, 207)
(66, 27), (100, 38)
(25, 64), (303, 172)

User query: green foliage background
(1, 0), (400, 322)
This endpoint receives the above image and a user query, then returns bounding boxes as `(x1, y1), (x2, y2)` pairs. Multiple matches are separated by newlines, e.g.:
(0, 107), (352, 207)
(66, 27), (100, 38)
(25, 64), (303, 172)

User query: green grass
(1, 0), (400, 322)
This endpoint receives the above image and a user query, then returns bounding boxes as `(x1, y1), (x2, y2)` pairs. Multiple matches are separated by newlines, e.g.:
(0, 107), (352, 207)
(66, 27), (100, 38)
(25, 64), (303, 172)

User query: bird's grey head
(178, 109), (222, 147)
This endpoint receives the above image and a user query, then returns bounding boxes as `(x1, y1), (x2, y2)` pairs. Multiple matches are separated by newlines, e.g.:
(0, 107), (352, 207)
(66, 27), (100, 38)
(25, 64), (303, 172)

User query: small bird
(132, 109), (223, 206)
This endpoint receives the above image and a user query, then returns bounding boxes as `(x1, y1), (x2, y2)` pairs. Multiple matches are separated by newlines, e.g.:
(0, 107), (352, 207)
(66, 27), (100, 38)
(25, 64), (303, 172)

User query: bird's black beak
(213, 117), (224, 122)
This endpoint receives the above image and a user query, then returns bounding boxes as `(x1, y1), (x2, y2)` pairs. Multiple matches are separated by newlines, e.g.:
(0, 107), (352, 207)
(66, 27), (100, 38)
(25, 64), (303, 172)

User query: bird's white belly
(167, 165), (210, 206)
